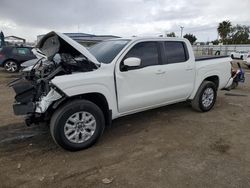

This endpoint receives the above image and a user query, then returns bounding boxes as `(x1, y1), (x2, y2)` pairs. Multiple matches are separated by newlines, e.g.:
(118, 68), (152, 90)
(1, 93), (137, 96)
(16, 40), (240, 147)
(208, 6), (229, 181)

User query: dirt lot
(0, 65), (250, 188)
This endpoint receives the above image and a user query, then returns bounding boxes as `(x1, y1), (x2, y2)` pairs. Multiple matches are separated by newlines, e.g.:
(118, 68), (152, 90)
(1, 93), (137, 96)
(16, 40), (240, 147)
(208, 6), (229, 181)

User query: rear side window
(124, 42), (159, 68)
(13, 48), (31, 55)
(164, 41), (188, 64)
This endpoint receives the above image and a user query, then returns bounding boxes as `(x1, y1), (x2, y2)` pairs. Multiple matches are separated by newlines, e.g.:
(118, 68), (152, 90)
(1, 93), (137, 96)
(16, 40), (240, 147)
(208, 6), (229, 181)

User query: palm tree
(217, 20), (232, 44)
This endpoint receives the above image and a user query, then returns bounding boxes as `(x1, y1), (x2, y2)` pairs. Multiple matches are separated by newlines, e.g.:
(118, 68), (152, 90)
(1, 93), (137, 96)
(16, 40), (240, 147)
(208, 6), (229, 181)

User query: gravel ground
(0, 66), (250, 188)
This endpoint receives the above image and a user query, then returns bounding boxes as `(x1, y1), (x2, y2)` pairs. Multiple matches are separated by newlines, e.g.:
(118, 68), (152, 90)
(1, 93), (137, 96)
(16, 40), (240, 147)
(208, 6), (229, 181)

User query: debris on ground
(17, 163), (21, 169)
(39, 176), (45, 181)
(102, 177), (113, 184)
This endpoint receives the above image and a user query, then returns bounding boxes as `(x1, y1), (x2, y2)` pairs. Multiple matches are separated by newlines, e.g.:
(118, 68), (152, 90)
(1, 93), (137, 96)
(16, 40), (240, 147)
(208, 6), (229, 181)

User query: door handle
(186, 67), (193, 71)
(155, 70), (166, 75)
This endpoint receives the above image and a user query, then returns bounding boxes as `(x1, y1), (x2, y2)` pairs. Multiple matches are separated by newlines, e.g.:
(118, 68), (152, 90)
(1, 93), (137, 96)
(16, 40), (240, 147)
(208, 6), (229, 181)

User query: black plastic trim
(13, 102), (35, 115)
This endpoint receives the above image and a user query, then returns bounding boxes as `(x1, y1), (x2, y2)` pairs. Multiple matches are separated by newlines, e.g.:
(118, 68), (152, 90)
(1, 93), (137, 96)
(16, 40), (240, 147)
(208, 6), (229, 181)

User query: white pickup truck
(11, 32), (233, 151)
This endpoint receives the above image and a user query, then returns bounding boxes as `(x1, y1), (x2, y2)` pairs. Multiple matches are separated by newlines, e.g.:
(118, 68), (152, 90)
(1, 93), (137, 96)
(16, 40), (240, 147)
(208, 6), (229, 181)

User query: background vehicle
(231, 51), (249, 60)
(244, 54), (250, 68)
(0, 46), (36, 72)
(11, 32), (233, 151)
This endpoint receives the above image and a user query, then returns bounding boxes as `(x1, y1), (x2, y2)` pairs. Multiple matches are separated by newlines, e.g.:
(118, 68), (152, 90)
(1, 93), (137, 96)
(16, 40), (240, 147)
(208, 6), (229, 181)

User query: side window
(164, 42), (188, 64)
(15, 48), (31, 55)
(121, 42), (159, 70)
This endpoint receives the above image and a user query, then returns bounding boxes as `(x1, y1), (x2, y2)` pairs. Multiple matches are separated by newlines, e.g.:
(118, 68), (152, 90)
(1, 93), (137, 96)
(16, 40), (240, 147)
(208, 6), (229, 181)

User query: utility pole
(180, 26), (184, 38)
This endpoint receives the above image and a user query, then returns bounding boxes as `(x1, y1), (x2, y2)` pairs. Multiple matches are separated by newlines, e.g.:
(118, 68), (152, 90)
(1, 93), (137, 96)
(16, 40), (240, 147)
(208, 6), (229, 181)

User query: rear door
(159, 41), (195, 101)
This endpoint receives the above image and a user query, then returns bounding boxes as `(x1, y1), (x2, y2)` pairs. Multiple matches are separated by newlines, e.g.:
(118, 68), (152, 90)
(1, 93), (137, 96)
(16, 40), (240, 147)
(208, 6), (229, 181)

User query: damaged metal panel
(35, 88), (62, 113)
(10, 31), (101, 126)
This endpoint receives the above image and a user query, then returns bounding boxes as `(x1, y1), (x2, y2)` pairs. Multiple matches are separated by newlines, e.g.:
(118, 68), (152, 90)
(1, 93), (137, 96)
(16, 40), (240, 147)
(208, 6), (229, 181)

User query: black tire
(240, 55), (243, 60)
(231, 54), (234, 59)
(191, 81), (217, 112)
(4, 60), (19, 73)
(50, 100), (105, 151)
(230, 81), (238, 89)
(215, 50), (220, 55)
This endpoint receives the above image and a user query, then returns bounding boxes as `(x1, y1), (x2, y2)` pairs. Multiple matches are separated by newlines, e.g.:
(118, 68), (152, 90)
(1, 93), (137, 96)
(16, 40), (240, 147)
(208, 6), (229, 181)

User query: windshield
(89, 39), (130, 64)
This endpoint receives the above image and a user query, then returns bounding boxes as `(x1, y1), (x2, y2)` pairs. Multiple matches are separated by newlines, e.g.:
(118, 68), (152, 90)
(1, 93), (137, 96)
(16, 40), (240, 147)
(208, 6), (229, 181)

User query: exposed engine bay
(9, 32), (99, 125)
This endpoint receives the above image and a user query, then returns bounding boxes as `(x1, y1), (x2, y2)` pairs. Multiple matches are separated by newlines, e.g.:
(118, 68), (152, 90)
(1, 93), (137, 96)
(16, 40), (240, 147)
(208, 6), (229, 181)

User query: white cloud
(0, 0), (249, 42)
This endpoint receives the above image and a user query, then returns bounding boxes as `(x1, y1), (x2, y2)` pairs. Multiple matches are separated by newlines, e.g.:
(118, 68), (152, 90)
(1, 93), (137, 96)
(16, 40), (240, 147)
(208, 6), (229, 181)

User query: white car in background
(231, 51), (249, 60)
(245, 55), (250, 68)
(231, 51), (250, 68)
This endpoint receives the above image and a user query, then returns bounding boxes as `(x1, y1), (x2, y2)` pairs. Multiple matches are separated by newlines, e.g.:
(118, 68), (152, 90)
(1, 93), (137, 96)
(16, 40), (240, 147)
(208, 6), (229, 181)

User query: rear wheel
(4, 60), (19, 72)
(191, 81), (217, 112)
(50, 100), (105, 151)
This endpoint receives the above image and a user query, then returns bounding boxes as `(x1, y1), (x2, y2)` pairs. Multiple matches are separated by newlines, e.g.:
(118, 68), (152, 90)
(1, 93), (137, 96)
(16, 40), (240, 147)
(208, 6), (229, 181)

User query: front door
(115, 41), (167, 113)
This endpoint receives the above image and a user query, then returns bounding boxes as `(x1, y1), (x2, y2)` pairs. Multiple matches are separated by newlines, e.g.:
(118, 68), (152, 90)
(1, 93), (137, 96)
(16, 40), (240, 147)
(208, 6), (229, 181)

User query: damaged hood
(36, 31), (100, 66)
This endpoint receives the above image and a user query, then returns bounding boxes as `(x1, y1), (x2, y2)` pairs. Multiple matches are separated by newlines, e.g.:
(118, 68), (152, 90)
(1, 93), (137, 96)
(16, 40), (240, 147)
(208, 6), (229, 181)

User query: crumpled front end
(10, 31), (100, 126)
(11, 78), (63, 125)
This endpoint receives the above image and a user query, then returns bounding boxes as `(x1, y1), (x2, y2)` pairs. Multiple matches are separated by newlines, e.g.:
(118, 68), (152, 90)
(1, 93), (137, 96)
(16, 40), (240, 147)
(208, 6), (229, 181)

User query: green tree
(183, 33), (197, 44)
(211, 39), (220, 45)
(166, 32), (176, 37)
(230, 25), (250, 44)
(217, 20), (232, 44)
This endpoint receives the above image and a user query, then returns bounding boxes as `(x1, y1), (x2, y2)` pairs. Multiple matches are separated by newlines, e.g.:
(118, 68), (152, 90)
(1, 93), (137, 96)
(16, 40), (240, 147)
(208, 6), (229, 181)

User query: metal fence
(192, 44), (250, 56)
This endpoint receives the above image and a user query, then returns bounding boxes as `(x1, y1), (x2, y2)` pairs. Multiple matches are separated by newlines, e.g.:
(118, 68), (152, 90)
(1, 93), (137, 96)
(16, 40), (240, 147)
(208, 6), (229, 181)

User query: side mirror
(123, 57), (141, 67)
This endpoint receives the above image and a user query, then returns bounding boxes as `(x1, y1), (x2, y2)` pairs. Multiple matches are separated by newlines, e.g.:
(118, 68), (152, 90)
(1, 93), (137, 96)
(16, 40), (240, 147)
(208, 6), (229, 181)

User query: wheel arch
(51, 92), (112, 127)
(204, 75), (219, 89)
(3, 58), (19, 65)
(189, 74), (220, 100)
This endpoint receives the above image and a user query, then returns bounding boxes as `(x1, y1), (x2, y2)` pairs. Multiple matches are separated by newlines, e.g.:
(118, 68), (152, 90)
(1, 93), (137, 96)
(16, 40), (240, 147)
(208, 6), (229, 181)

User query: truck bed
(194, 55), (231, 91)
(195, 55), (229, 61)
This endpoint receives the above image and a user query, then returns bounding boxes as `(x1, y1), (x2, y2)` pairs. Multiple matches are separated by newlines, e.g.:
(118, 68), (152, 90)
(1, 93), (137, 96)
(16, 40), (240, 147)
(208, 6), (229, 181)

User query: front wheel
(50, 100), (105, 151)
(191, 81), (217, 112)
